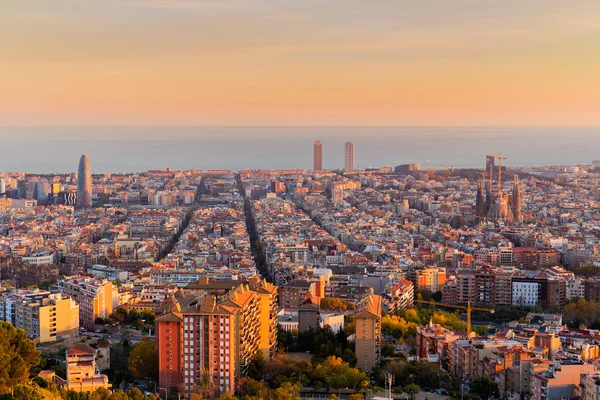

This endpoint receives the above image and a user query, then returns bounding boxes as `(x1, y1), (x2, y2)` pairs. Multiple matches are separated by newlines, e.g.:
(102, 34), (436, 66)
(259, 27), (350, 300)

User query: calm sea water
(0, 126), (598, 173)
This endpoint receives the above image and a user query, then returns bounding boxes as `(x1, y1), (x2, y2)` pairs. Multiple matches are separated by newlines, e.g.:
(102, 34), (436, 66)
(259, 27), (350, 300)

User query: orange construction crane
(414, 300), (495, 337)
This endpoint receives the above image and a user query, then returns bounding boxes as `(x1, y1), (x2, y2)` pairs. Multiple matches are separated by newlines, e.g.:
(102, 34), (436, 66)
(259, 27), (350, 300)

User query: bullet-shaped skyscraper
(77, 155), (92, 208)
(314, 140), (323, 171)
(344, 141), (354, 172)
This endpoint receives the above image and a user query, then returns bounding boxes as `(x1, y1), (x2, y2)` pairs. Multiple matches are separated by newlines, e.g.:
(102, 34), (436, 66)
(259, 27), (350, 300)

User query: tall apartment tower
(344, 141), (354, 172)
(77, 154), (92, 208)
(354, 289), (382, 372)
(314, 140), (323, 171)
(155, 279), (278, 397)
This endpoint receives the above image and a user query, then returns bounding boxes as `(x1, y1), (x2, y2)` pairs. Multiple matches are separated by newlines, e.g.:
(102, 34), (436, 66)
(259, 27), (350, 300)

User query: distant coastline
(1, 126), (598, 173)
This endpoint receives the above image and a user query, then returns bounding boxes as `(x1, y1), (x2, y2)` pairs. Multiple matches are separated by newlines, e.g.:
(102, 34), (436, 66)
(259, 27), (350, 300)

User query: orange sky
(1, 0), (599, 126)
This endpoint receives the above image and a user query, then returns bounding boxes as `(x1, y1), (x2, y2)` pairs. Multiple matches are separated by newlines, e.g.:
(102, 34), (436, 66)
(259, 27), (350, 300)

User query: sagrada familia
(475, 155), (522, 224)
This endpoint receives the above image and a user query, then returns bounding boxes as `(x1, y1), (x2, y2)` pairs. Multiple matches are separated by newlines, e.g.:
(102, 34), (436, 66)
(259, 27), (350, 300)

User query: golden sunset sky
(1, 0), (599, 125)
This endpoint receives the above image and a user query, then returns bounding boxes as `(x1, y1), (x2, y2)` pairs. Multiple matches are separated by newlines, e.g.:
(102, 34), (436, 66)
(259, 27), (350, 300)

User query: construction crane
(414, 300), (495, 337)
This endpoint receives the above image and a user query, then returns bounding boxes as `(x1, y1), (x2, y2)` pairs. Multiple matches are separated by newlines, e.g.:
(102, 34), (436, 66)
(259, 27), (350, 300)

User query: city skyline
(1, 126), (599, 174)
(2, 1), (599, 126)
(3, 1), (600, 399)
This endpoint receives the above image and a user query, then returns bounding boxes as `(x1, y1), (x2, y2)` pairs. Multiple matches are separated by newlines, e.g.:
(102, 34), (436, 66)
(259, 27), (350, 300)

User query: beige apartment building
(57, 276), (115, 329)
(354, 289), (382, 372)
(66, 344), (111, 392)
(0, 289), (79, 343)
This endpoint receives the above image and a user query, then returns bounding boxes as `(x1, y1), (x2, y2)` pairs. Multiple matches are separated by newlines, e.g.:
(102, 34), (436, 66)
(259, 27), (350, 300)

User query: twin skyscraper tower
(313, 140), (354, 172)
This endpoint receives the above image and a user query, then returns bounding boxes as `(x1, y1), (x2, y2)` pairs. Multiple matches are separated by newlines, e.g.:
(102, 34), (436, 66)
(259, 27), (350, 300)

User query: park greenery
(562, 299), (600, 328)
(277, 325), (357, 366)
(319, 297), (355, 311)
(0, 322), (40, 395)
(128, 338), (158, 381)
(381, 307), (467, 341)
(96, 309), (155, 331)
(239, 354), (369, 398)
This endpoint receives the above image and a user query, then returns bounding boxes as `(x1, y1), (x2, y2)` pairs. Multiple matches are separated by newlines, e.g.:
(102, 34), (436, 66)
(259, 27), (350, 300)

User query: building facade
(344, 141), (354, 172)
(56, 276), (114, 329)
(0, 289), (79, 343)
(155, 279), (277, 397)
(66, 344), (111, 392)
(354, 289), (382, 372)
(77, 154), (92, 208)
(314, 140), (323, 171)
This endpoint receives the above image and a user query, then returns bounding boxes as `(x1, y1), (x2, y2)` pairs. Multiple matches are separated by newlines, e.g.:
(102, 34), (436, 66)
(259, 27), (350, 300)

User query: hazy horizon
(1, 126), (598, 174)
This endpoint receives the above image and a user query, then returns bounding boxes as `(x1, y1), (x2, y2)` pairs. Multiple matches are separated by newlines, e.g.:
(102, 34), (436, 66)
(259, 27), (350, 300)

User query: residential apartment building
(531, 361), (597, 400)
(512, 277), (566, 310)
(279, 280), (316, 308)
(456, 269), (476, 303)
(413, 267), (446, 292)
(155, 279), (277, 397)
(416, 322), (460, 363)
(66, 344), (111, 392)
(0, 289), (79, 343)
(579, 373), (600, 400)
(383, 279), (414, 313)
(56, 276), (115, 329)
(354, 289), (382, 372)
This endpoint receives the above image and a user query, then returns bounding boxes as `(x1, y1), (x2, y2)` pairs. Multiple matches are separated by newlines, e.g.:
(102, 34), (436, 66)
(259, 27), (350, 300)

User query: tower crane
(414, 300), (495, 337)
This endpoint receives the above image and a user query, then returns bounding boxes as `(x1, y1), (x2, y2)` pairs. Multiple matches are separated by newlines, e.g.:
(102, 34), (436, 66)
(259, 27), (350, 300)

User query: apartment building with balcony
(66, 343), (111, 392)
(155, 278), (277, 397)
(56, 276), (115, 329)
(531, 360), (596, 400)
(0, 289), (79, 343)
(354, 289), (382, 372)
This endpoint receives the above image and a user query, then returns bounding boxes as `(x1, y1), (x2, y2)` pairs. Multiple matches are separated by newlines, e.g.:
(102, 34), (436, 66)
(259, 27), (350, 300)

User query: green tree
(404, 383), (420, 395)
(247, 351), (266, 381)
(272, 382), (301, 400)
(471, 376), (499, 399)
(381, 344), (395, 357)
(237, 377), (270, 399)
(90, 387), (110, 400)
(347, 395), (363, 400)
(0, 322), (41, 394)
(13, 384), (44, 400)
(107, 391), (129, 400)
(563, 299), (600, 328)
(126, 388), (144, 400)
(219, 392), (237, 400)
(127, 338), (158, 381)
(314, 356), (368, 390)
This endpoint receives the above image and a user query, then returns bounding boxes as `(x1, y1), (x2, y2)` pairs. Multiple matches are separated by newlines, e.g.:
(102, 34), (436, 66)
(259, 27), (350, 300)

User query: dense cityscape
(1, 141), (600, 400)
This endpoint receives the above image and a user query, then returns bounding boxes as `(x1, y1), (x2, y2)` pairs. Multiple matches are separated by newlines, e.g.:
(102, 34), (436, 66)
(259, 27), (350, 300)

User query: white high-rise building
(344, 141), (354, 172)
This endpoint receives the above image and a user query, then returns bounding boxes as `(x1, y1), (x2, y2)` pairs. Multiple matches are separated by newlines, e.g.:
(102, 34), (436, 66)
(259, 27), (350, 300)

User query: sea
(0, 126), (598, 174)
